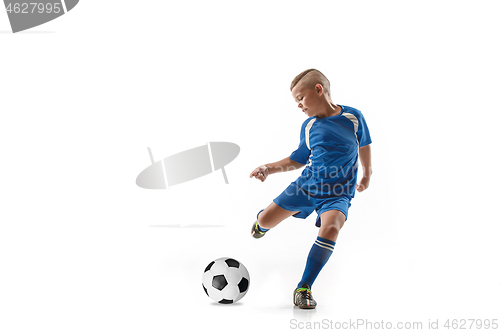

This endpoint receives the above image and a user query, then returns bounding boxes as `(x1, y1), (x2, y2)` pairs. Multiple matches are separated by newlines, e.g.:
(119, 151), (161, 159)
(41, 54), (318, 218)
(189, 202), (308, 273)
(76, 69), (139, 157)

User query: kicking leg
(258, 202), (299, 229)
(251, 202), (299, 238)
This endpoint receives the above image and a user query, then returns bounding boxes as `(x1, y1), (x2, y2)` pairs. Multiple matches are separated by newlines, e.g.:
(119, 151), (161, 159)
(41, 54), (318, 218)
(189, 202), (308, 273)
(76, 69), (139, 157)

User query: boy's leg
(294, 210), (346, 308)
(251, 202), (300, 238)
(298, 209), (346, 288)
(258, 202), (299, 229)
(317, 209), (346, 242)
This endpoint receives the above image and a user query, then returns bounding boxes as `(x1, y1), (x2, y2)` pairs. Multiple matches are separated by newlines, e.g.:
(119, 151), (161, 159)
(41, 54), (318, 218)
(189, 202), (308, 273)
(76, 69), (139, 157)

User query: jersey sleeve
(289, 119), (311, 165)
(356, 111), (372, 147)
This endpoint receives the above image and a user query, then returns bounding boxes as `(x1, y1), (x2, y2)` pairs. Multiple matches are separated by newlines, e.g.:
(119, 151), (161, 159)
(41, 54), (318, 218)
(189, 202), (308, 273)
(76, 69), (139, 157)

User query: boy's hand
(249, 165), (269, 182)
(356, 176), (370, 192)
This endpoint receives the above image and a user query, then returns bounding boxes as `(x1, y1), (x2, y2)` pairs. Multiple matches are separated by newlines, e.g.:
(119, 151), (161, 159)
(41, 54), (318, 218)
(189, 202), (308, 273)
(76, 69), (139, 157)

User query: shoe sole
(293, 293), (316, 309)
(294, 301), (316, 309)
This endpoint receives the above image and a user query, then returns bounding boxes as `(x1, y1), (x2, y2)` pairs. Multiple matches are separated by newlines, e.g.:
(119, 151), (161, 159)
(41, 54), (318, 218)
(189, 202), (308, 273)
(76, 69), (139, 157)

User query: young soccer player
(249, 69), (372, 309)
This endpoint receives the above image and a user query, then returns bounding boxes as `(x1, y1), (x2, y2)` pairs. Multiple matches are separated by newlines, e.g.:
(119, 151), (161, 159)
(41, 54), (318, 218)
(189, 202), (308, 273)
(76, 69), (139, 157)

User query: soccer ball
(202, 257), (250, 304)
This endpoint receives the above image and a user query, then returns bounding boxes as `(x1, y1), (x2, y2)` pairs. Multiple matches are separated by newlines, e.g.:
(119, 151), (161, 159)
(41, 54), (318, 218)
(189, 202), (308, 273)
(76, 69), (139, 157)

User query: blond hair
(290, 69), (331, 97)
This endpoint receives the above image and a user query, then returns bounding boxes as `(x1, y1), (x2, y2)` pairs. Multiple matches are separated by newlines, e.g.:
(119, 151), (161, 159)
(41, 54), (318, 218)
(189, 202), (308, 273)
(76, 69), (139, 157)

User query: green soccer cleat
(251, 221), (267, 239)
(293, 284), (317, 309)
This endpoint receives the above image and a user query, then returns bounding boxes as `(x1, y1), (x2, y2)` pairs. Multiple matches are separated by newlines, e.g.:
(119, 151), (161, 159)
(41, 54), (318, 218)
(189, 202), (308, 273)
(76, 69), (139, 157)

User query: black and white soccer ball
(202, 257), (250, 304)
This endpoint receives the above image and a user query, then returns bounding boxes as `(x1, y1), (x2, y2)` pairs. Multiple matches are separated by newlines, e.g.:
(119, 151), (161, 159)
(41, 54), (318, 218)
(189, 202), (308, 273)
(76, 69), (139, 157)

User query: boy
(249, 69), (372, 309)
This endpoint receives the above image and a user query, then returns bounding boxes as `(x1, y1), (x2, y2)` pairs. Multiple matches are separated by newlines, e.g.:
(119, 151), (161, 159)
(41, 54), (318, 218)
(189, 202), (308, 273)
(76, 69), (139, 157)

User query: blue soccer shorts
(272, 182), (352, 227)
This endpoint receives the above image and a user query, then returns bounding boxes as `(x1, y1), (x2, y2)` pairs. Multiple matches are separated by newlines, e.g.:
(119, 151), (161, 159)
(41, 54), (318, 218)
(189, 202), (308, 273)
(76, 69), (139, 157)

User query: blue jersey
(289, 105), (372, 199)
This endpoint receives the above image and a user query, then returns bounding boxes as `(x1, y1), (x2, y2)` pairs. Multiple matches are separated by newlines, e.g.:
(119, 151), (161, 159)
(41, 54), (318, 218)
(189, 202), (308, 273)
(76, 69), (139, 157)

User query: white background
(1, 1), (499, 332)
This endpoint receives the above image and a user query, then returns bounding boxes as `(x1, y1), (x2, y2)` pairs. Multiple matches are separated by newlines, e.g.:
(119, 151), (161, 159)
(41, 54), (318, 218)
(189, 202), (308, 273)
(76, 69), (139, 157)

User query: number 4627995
(444, 319), (498, 330)
(6, 3), (62, 14)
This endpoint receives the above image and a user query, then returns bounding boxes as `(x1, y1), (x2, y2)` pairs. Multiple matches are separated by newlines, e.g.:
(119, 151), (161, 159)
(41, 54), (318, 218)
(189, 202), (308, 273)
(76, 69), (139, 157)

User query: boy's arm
(356, 144), (372, 192)
(250, 157), (305, 182)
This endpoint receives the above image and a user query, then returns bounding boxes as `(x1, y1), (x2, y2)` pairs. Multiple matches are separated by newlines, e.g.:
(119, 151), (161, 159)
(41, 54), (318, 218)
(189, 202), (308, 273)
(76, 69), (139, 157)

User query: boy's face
(291, 82), (322, 118)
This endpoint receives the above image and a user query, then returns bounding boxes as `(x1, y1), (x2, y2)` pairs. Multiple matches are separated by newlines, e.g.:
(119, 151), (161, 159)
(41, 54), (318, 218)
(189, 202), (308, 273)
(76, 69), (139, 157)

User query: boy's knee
(320, 222), (342, 235)
(318, 210), (346, 239)
(318, 223), (342, 241)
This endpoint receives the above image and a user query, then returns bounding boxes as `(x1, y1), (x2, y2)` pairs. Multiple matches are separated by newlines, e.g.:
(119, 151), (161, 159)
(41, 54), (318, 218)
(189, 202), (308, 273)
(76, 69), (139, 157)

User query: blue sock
(297, 236), (336, 288)
(257, 223), (269, 232)
(256, 209), (269, 232)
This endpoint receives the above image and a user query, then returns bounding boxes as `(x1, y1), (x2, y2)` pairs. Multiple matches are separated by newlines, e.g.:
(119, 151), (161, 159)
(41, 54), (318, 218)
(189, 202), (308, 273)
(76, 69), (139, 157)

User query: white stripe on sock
(314, 241), (334, 251)
(316, 239), (335, 249)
